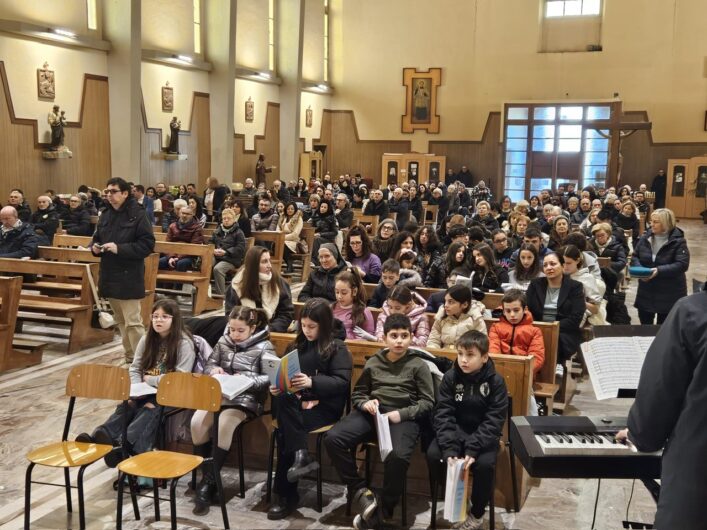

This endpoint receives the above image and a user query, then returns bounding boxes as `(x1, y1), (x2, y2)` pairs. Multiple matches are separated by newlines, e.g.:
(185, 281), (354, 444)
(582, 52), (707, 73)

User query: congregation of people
(8, 164), (691, 530)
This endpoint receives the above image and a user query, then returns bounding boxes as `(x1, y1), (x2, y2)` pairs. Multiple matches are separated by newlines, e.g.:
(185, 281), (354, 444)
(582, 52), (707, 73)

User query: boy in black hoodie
(367, 259), (400, 308)
(428, 330), (507, 530)
(324, 314), (435, 529)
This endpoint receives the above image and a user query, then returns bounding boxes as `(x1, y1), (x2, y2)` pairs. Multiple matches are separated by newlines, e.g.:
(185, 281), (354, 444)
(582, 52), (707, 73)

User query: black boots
(286, 449), (319, 482)
(193, 443), (218, 515)
(267, 493), (300, 520)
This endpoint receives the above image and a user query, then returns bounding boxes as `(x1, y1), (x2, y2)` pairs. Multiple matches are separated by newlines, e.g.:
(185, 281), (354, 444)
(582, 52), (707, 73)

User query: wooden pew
(0, 258), (114, 353)
(269, 332), (533, 509)
(351, 213), (379, 236)
(53, 234), (221, 316)
(251, 230), (285, 272)
(0, 276), (47, 372)
(37, 246), (159, 328)
(288, 226), (315, 282)
(153, 241), (220, 314)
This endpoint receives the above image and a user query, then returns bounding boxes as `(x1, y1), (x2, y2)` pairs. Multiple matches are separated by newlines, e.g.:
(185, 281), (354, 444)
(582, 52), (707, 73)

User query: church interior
(0, 0), (706, 529)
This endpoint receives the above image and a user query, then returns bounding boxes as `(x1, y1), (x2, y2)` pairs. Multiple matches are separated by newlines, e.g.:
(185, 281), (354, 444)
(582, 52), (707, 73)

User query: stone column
(103, 0), (141, 180)
(206, 0), (238, 185)
(278, 0), (305, 183)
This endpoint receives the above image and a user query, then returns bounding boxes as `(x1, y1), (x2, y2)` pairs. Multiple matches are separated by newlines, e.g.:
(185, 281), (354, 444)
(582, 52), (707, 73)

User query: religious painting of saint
(245, 97), (254, 122)
(401, 67), (441, 134)
(305, 106), (313, 128)
(411, 78), (431, 124)
(162, 85), (174, 112)
(37, 63), (55, 100)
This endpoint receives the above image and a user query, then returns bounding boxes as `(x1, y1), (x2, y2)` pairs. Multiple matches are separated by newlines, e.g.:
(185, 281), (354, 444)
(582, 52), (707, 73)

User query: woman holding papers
(75, 299), (195, 468)
(267, 298), (352, 520)
(191, 307), (274, 515)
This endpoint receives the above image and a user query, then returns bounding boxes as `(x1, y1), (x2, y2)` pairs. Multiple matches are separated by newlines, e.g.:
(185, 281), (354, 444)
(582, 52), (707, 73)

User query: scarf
(231, 269), (280, 319)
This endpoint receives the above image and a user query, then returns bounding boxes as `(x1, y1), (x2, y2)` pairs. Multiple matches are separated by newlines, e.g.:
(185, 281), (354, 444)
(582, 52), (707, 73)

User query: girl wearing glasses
(74, 299), (195, 468)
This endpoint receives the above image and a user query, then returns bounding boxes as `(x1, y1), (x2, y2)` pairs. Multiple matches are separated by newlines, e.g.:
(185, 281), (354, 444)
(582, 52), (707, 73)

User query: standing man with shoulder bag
(92, 178), (155, 363)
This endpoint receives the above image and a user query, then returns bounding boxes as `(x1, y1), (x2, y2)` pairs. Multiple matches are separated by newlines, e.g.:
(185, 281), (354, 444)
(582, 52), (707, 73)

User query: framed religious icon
(245, 97), (254, 122)
(305, 106), (313, 128)
(162, 84), (173, 112)
(401, 67), (441, 133)
(37, 62), (55, 100)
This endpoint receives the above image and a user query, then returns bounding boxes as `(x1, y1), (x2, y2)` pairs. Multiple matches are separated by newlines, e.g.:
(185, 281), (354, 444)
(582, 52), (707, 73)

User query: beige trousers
(106, 297), (145, 362)
(191, 409), (247, 450)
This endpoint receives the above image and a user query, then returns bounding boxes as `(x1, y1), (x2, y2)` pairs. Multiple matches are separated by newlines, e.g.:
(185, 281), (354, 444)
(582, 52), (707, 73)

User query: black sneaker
(75, 433), (93, 444)
(353, 487), (378, 524)
(103, 447), (123, 468)
(286, 449), (320, 482)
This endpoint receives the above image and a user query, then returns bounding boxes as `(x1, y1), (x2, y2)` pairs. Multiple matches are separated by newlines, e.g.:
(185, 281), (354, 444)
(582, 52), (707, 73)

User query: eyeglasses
(151, 314), (174, 321)
(104, 189), (122, 195)
(381, 226), (393, 231)
(494, 239), (507, 244)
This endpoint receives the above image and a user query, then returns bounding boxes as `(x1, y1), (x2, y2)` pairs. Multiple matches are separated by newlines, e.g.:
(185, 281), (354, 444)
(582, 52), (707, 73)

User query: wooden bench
(0, 276), (47, 372)
(269, 332), (533, 510)
(251, 231), (285, 272)
(0, 258), (114, 353)
(287, 226), (315, 282)
(153, 241), (221, 315)
(351, 213), (379, 237)
(37, 246), (159, 328)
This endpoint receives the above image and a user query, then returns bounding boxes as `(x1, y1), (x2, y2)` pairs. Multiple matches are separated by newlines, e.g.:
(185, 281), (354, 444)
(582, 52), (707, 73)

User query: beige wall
(234, 78), (280, 150)
(142, 0), (194, 53)
(235, 0), (269, 71)
(302, 0), (324, 81)
(300, 90), (329, 150)
(0, 34), (107, 142)
(0, 0), (99, 36)
(329, 0), (707, 149)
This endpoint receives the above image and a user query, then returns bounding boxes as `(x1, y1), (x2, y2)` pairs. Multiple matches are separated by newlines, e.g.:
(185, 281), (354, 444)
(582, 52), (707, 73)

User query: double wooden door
(666, 157), (707, 219)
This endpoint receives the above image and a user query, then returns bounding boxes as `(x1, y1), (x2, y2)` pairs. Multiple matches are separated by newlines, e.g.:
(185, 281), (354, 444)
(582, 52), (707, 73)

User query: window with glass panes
(503, 103), (614, 201)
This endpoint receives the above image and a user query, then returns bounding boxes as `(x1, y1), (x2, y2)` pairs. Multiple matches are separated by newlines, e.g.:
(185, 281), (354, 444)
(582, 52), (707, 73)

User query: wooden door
(687, 157), (707, 218)
(666, 159), (690, 218)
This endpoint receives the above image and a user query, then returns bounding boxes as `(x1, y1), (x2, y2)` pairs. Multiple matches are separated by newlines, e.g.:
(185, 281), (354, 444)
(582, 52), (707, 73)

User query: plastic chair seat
(118, 451), (203, 480)
(26, 441), (113, 468)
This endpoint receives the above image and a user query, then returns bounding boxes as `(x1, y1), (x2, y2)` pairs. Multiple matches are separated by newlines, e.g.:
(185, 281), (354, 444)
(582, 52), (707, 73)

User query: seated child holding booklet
(325, 314), (435, 529)
(190, 306), (274, 515)
(427, 330), (507, 530)
(75, 299), (195, 468)
(267, 298), (353, 520)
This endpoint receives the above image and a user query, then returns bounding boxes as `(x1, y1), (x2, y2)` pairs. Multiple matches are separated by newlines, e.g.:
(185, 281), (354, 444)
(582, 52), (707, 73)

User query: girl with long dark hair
(471, 243), (509, 293)
(332, 269), (374, 339)
(268, 298), (352, 519)
(509, 243), (543, 288)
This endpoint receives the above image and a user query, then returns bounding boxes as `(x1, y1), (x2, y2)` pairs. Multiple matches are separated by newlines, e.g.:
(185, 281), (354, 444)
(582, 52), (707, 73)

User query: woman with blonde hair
(631, 208), (689, 324)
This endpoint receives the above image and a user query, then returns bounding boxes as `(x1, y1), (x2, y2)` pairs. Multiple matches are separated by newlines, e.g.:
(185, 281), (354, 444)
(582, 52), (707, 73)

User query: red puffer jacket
(488, 310), (545, 376)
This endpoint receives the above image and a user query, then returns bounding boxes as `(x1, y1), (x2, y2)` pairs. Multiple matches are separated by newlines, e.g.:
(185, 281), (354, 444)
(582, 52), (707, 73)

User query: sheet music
(130, 382), (157, 397)
(582, 337), (654, 400)
(211, 374), (254, 400)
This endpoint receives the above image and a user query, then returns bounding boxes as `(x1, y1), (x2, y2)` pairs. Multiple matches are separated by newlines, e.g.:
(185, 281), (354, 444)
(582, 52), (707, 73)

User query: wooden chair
(289, 226), (315, 282)
(352, 213), (379, 237)
(423, 203), (439, 226)
(116, 372), (230, 530)
(25, 364), (130, 530)
(597, 256), (611, 269)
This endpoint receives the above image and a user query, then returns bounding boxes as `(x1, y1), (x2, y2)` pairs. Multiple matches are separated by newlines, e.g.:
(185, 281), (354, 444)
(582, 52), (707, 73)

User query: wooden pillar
(606, 101), (623, 189)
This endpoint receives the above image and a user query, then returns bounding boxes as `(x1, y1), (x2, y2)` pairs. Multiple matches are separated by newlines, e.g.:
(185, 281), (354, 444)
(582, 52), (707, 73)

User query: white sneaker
(555, 363), (565, 378)
(457, 513), (484, 530)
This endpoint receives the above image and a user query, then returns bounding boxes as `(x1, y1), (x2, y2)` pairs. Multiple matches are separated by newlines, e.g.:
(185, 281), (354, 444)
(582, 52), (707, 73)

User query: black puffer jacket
(30, 206), (60, 242)
(590, 237), (627, 273)
(62, 206), (93, 236)
(632, 227), (689, 314)
(210, 224), (246, 267)
(91, 197), (155, 299)
(0, 221), (40, 258)
(310, 211), (338, 241)
(434, 359), (507, 459)
(13, 203), (32, 223)
(207, 328), (274, 416)
(298, 255), (348, 303)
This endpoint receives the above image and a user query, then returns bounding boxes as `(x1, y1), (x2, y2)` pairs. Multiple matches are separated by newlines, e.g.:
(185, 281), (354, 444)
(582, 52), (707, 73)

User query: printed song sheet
(582, 337), (654, 400)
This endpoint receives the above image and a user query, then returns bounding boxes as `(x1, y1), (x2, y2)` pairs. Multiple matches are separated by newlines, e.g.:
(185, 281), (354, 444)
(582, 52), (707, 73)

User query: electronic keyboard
(510, 416), (662, 479)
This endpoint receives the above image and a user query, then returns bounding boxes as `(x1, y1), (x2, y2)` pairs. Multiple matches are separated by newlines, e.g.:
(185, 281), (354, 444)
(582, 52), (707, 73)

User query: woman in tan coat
(426, 284), (487, 349)
(278, 201), (303, 273)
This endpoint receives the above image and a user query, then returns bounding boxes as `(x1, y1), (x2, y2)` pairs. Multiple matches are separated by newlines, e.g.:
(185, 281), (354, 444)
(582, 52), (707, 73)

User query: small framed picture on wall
(401, 67), (442, 134)
(162, 84), (173, 112)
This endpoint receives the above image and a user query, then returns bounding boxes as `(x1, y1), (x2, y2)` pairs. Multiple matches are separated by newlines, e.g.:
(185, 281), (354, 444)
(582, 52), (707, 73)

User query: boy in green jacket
(324, 313), (435, 529)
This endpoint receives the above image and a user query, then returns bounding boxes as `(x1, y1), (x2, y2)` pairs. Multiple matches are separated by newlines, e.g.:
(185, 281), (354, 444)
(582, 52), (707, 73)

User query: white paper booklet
(375, 411), (393, 462)
(130, 382), (157, 397)
(582, 336), (654, 400)
(211, 374), (255, 400)
(443, 459), (469, 522)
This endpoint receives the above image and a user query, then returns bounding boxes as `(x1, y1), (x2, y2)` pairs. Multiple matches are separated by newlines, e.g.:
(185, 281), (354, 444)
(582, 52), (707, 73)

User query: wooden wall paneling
(0, 61), (111, 201)
(428, 112), (503, 197)
(139, 92), (211, 187)
(619, 111), (707, 191)
(315, 110), (411, 187)
(233, 102), (280, 186)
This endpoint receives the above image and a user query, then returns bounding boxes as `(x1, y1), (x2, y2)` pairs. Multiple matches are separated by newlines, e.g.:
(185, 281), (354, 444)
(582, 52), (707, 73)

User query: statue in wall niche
(168, 117), (181, 154)
(47, 104), (67, 150)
